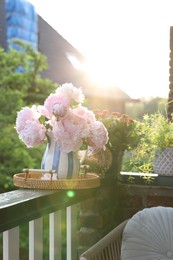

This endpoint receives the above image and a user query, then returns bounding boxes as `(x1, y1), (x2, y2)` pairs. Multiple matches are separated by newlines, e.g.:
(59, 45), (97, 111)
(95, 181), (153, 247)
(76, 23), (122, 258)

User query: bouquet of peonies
(15, 83), (108, 153)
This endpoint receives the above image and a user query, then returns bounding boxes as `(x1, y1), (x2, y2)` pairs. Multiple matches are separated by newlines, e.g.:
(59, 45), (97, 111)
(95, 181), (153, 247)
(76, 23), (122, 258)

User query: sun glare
(28, 0), (173, 99)
(85, 60), (119, 86)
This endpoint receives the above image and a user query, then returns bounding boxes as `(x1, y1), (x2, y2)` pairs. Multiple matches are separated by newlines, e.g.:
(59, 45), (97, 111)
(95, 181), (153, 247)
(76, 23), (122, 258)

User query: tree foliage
(0, 40), (57, 192)
(125, 97), (168, 120)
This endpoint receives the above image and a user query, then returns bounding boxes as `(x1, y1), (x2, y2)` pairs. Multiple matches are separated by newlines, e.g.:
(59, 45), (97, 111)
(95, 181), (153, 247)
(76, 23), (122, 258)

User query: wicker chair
(79, 220), (128, 260)
(80, 206), (173, 260)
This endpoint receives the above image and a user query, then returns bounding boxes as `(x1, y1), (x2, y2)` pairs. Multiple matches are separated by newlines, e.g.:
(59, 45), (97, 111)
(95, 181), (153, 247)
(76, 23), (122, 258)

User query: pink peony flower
(88, 121), (109, 152)
(56, 83), (85, 104)
(52, 103), (68, 119)
(18, 120), (46, 147)
(16, 105), (40, 132)
(44, 93), (69, 119)
(53, 110), (90, 152)
(37, 105), (51, 119)
(73, 106), (96, 124)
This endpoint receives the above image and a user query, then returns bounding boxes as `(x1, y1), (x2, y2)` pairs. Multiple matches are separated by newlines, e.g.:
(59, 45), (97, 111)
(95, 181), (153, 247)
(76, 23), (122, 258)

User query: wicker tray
(13, 171), (100, 190)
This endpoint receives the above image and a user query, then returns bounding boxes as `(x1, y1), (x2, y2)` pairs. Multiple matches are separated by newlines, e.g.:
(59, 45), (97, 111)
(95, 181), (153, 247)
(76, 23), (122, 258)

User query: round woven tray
(13, 172), (100, 190)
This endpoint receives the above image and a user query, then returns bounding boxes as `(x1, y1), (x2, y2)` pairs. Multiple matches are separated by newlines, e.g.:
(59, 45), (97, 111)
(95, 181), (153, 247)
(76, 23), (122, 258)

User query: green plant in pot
(123, 112), (173, 176)
(148, 113), (173, 175)
(85, 110), (138, 180)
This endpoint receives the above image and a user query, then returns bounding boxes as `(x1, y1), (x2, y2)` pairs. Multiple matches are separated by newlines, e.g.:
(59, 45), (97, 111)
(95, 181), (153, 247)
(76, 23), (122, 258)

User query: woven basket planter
(153, 147), (173, 176)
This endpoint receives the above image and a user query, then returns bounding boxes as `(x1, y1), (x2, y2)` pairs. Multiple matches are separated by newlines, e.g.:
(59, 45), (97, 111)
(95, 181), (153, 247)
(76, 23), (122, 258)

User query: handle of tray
(23, 169), (56, 180)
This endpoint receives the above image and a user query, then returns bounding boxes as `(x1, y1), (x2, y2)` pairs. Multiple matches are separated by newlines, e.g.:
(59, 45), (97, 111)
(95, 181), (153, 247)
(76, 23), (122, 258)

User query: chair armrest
(79, 219), (128, 260)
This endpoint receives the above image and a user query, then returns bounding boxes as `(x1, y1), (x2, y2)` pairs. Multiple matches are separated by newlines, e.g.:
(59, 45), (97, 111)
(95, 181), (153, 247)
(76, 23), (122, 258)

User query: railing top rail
(0, 187), (98, 232)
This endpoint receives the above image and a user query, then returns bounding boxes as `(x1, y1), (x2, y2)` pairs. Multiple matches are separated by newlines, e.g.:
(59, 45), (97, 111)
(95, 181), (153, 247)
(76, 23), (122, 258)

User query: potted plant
(146, 112), (173, 175)
(84, 110), (138, 180)
(122, 112), (173, 185)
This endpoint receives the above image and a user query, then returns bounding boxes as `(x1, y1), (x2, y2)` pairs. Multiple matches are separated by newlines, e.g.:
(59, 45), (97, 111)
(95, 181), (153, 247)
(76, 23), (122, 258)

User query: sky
(28, 0), (173, 99)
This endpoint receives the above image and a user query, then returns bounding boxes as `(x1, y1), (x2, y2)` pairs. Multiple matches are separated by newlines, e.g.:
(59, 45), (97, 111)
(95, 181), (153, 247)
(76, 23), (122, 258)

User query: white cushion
(121, 206), (173, 260)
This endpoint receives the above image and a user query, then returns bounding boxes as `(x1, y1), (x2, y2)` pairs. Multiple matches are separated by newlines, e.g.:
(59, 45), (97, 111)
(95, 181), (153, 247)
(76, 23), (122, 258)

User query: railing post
(49, 211), (62, 260)
(29, 217), (43, 260)
(67, 205), (78, 260)
(3, 226), (19, 260)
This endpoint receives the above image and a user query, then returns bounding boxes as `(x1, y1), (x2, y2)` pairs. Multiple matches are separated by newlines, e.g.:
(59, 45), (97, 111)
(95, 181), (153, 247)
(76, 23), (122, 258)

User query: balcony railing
(0, 187), (98, 260)
(3, 175), (172, 259)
